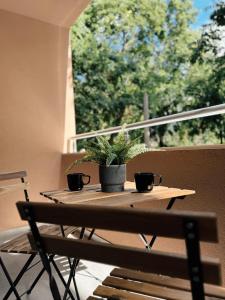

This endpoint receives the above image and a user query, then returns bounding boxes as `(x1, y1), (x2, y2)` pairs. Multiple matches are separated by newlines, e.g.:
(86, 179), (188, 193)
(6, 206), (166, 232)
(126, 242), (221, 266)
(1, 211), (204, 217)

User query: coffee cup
(67, 173), (91, 191)
(134, 172), (162, 192)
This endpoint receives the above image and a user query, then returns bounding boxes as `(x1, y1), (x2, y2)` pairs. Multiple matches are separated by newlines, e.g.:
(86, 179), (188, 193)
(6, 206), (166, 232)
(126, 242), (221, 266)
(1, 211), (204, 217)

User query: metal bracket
(20, 177), (29, 202)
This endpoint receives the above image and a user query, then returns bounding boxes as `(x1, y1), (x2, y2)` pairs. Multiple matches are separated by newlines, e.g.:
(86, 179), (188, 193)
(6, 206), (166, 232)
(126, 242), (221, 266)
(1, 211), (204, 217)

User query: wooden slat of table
(60, 185), (169, 202)
(54, 188), (133, 202)
(40, 184), (100, 199)
(54, 189), (194, 207)
(81, 188), (195, 207)
(41, 183), (133, 202)
(41, 182), (195, 207)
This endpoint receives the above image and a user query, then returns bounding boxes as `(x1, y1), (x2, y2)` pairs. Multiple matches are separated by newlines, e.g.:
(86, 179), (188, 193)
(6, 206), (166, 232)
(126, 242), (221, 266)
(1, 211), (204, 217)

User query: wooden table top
(40, 182), (195, 207)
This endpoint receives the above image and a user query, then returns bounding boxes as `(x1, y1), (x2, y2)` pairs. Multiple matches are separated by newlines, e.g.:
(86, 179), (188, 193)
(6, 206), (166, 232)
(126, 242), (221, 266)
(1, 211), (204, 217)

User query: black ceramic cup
(134, 172), (162, 192)
(67, 173), (91, 191)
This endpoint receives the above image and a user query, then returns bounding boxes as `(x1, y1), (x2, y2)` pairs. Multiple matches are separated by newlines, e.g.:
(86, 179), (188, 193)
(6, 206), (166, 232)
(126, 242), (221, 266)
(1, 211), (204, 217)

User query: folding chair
(17, 201), (225, 300)
(0, 171), (79, 300)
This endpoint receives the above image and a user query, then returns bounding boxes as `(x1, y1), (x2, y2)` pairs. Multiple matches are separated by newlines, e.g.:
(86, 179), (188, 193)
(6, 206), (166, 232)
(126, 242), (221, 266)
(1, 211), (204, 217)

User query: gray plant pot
(99, 164), (126, 192)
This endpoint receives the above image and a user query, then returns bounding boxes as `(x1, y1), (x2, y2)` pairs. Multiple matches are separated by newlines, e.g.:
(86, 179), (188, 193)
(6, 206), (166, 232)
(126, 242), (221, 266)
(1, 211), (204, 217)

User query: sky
(193, 0), (217, 27)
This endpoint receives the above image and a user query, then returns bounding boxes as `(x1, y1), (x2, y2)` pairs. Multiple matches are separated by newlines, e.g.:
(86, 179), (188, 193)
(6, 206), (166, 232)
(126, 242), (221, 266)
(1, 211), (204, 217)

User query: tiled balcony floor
(0, 227), (113, 300)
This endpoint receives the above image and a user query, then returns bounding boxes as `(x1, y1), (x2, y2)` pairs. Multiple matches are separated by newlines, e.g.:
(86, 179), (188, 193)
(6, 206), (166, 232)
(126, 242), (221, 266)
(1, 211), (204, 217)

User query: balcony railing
(68, 103), (225, 153)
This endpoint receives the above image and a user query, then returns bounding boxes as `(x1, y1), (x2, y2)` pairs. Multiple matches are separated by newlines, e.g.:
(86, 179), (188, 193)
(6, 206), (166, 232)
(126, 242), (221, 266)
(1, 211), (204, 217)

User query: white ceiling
(0, 0), (90, 27)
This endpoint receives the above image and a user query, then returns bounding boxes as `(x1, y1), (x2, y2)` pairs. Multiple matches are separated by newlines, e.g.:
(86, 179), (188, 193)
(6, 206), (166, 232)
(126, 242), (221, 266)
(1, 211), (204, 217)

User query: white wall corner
(63, 38), (76, 153)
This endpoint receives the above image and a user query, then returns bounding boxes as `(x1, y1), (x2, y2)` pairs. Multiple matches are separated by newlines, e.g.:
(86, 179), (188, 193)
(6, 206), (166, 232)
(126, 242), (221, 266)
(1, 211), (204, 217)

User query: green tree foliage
(72, 1), (196, 140)
(71, 0), (224, 149)
(188, 0), (225, 144)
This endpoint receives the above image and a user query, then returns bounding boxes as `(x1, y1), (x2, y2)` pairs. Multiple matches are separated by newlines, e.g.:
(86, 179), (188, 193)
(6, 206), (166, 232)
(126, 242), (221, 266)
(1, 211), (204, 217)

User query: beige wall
(61, 147), (225, 283)
(0, 0), (90, 28)
(0, 10), (71, 229)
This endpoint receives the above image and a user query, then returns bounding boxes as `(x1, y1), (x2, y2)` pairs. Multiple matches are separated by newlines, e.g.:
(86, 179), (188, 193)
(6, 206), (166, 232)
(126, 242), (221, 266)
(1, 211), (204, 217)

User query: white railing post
(67, 138), (77, 153)
(73, 138), (77, 153)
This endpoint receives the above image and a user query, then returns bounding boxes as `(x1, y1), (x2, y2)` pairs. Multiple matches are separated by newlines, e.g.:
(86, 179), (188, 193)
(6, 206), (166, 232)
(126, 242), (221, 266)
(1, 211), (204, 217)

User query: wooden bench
(88, 267), (225, 300)
(0, 171), (78, 300)
(17, 202), (225, 300)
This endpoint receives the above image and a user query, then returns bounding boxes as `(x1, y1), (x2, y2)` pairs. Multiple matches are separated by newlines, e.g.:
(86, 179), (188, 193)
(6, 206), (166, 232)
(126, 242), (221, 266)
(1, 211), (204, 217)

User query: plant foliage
(66, 130), (148, 172)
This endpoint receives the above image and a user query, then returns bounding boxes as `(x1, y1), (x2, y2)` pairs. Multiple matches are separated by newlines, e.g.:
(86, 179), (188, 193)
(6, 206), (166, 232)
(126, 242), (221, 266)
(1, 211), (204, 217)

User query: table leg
(132, 196), (185, 251)
(148, 197), (178, 249)
(139, 234), (151, 251)
(63, 227), (86, 300)
(87, 228), (95, 240)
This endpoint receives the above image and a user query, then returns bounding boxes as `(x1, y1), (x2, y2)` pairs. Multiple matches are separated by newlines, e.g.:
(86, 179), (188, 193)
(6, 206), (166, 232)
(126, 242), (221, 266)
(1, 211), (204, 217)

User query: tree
(71, 0), (198, 149)
(187, 0), (225, 144)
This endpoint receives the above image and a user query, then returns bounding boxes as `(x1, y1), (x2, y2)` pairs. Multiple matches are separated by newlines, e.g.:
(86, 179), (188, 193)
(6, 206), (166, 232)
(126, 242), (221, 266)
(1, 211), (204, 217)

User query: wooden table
(41, 181), (195, 206)
(41, 182), (195, 250)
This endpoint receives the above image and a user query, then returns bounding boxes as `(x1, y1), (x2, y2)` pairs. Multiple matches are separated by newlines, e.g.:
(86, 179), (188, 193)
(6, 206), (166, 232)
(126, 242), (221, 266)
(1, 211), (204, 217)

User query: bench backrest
(0, 171), (29, 201)
(17, 201), (221, 300)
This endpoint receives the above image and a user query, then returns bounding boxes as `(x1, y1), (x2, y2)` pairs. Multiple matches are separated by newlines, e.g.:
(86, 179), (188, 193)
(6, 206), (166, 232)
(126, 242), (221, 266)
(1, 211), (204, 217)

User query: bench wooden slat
(43, 226), (61, 236)
(0, 230), (33, 253)
(0, 233), (28, 252)
(103, 276), (193, 300)
(7, 225), (64, 253)
(87, 297), (104, 300)
(0, 182), (29, 195)
(29, 234), (221, 285)
(111, 267), (191, 287)
(111, 268), (225, 299)
(12, 237), (31, 252)
(0, 225), (78, 254)
(63, 226), (79, 237)
(17, 202), (218, 242)
(0, 171), (27, 181)
(94, 285), (153, 300)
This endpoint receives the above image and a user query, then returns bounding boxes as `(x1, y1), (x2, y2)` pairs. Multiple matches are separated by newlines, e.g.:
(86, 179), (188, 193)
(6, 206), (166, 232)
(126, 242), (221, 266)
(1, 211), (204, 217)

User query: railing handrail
(70, 103), (225, 142)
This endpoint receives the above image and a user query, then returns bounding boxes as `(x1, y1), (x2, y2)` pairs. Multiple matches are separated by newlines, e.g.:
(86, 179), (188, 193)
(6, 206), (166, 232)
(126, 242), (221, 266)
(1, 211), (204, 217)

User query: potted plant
(66, 130), (147, 192)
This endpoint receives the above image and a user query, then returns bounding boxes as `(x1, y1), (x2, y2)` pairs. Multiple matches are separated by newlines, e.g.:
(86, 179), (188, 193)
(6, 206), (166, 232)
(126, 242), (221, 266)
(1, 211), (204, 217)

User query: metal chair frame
(0, 171), (78, 300)
(17, 202), (221, 300)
